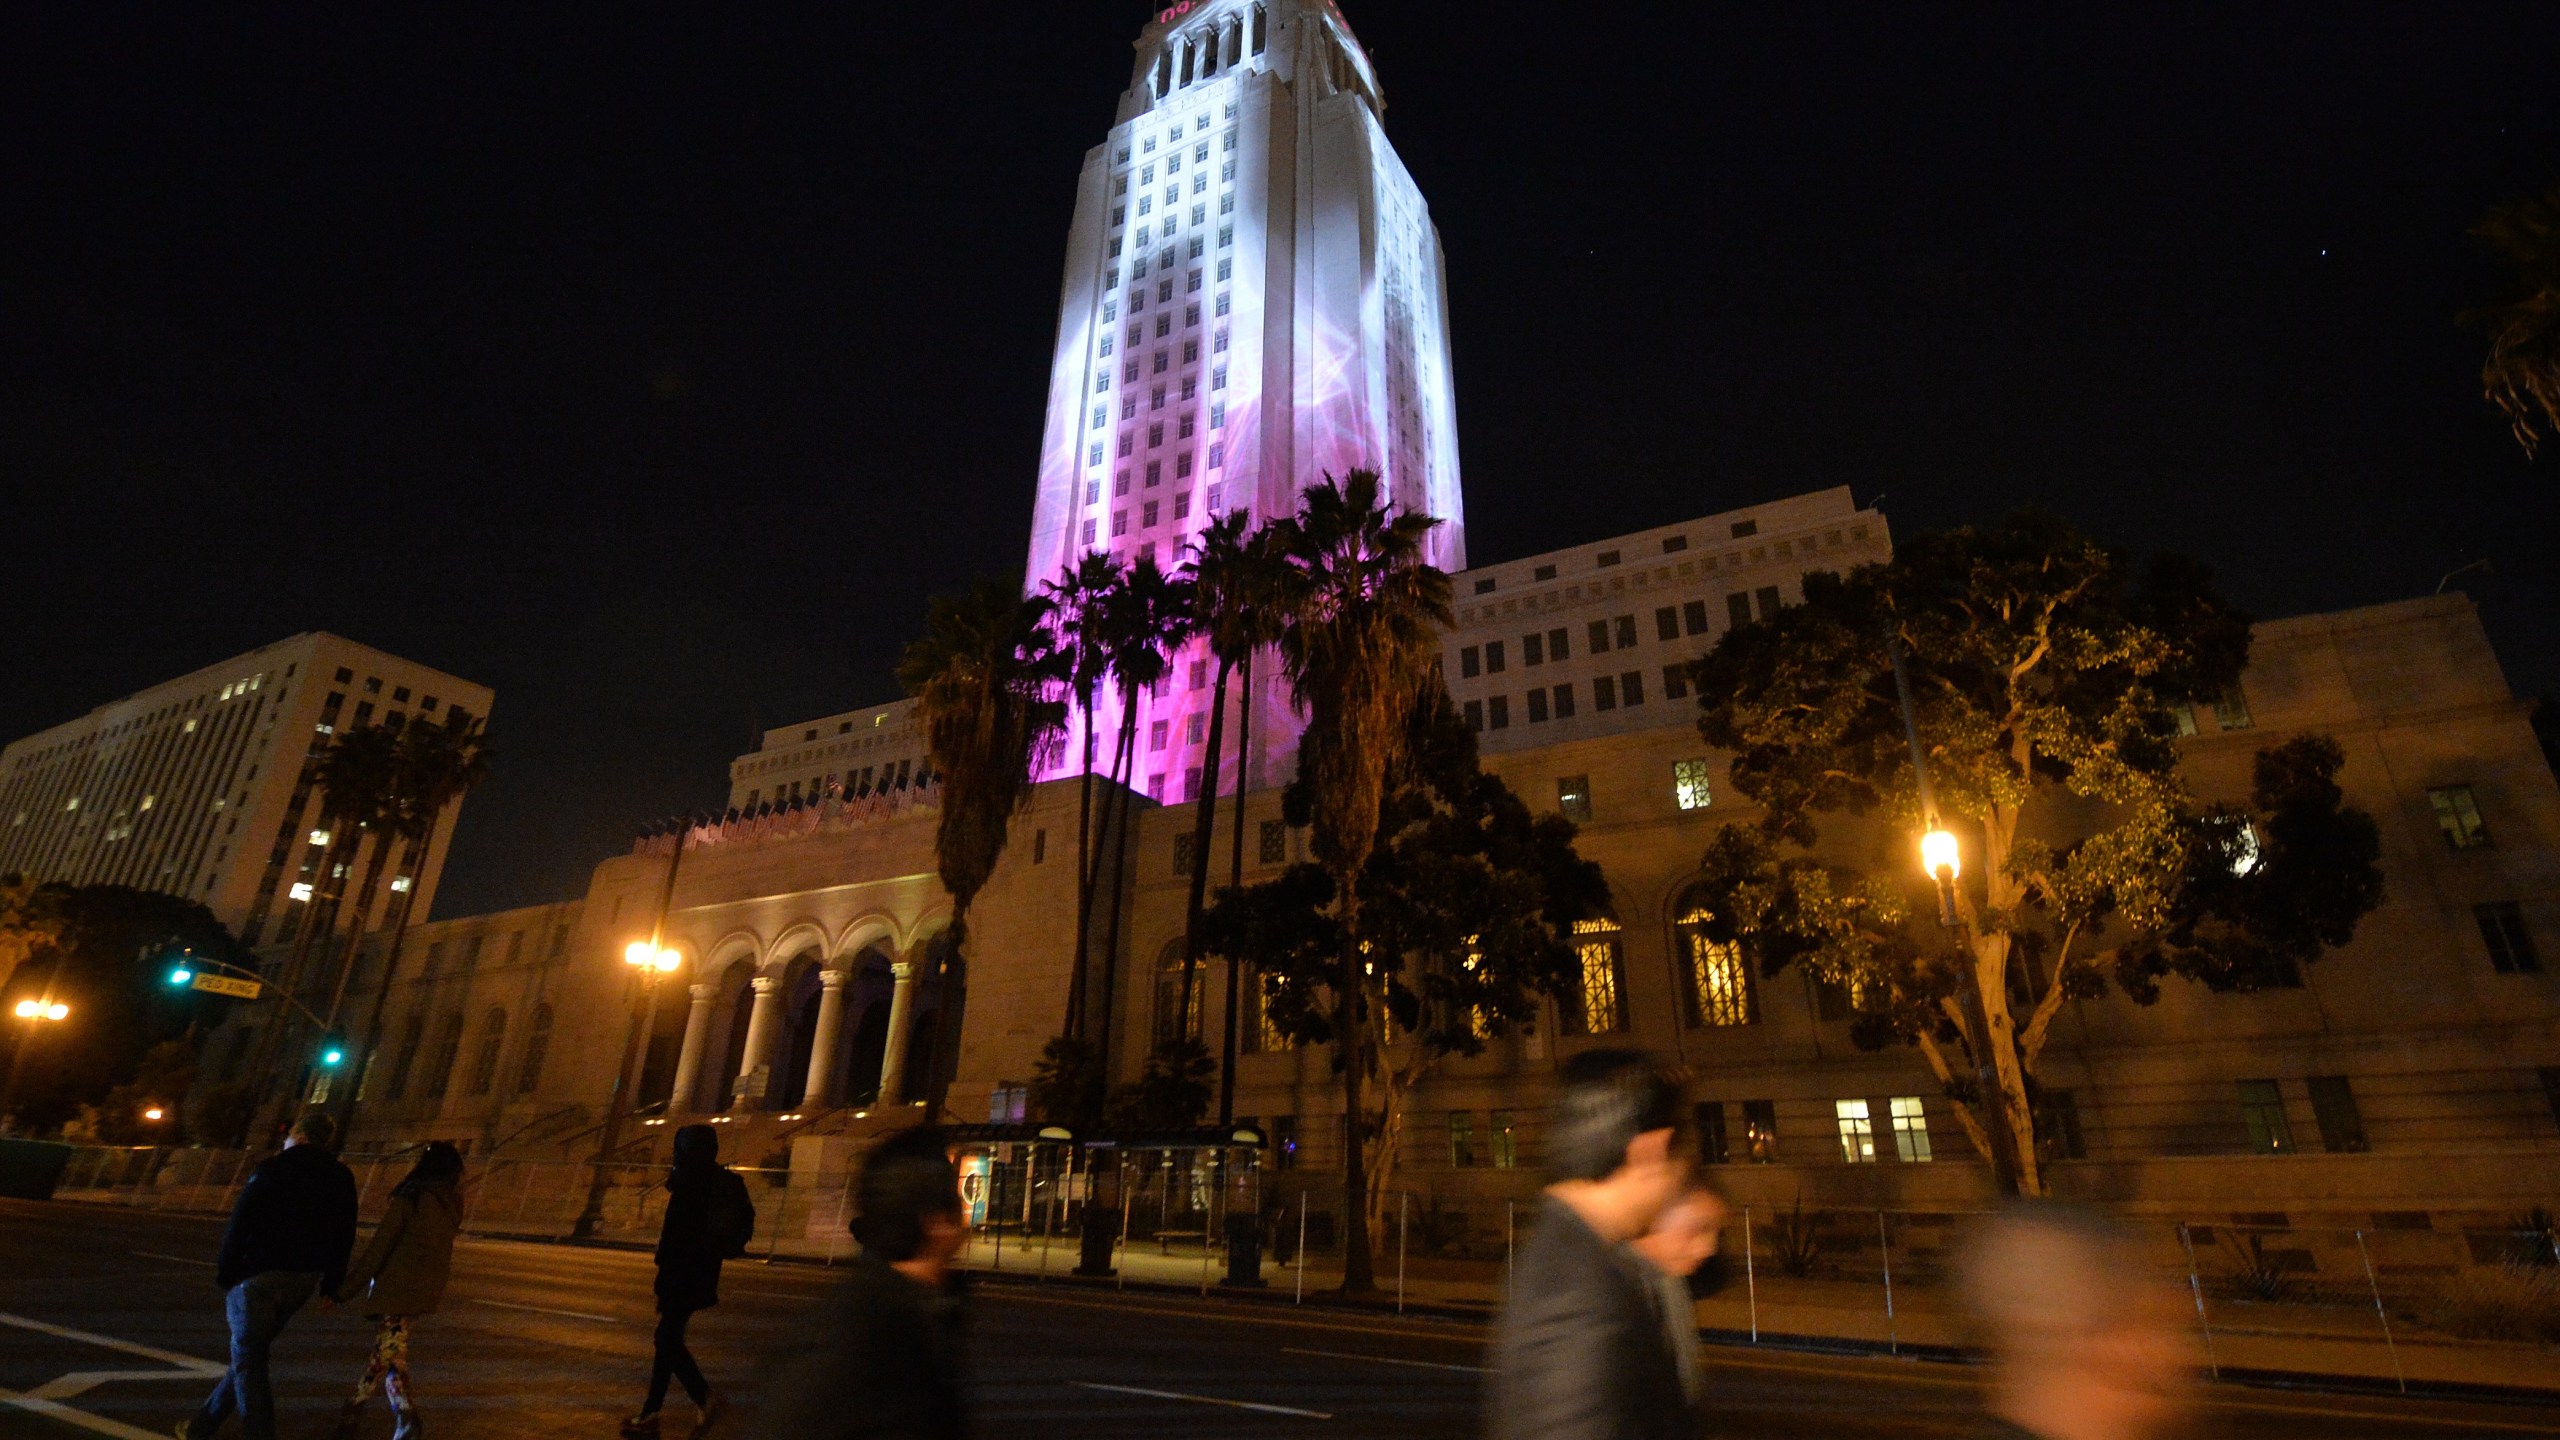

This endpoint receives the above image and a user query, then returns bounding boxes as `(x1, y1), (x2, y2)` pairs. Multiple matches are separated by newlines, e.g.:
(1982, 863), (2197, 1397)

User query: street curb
(459, 1228), (2560, 1409)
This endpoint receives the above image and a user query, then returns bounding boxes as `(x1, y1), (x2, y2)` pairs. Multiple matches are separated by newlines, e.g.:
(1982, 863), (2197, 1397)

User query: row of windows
(1457, 593), (1777, 685)
(368, 1002), (556, 1106)
(1463, 666), (1700, 732)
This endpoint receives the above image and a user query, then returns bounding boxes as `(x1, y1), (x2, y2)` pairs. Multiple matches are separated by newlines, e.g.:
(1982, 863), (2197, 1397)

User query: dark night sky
(4, 4), (2555, 920)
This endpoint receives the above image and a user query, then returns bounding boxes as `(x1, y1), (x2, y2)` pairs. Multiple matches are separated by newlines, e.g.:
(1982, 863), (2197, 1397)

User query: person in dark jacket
(754, 1125), (971, 1440)
(180, 1113), (360, 1440)
(333, 1141), (465, 1440)
(1485, 1049), (1694, 1440)
(625, 1124), (753, 1439)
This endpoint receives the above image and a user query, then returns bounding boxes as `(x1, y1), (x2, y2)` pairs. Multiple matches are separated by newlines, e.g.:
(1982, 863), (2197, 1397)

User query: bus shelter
(945, 1123), (1267, 1282)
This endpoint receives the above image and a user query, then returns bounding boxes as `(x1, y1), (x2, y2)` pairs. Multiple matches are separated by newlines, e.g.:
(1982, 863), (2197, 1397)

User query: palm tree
(1175, 514), (1285, 1107)
(1041, 552), (1125, 1041)
(897, 578), (1070, 1114)
(1270, 470), (1451, 1292)
(246, 724), (400, 1123)
(2469, 185), (2560, 459)
(334, 712), (491, 1137)
(1089, 555), (1194, 1078)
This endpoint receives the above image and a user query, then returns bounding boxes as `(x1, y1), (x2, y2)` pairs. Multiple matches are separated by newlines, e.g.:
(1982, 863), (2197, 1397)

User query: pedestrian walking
(755, 1124), (972, 1440)
(1484, 1048), (1693, 1440)
(178, 1113), (359, 1440)
(624, 1123), (755, 1439)
(1629, 1176), (1731, 1426)
(331, 1141), (464, 1440)
(1957, 1202), (2196, 1440)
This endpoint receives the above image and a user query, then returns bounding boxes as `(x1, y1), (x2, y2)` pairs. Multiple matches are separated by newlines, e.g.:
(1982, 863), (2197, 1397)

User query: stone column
(876, 960), (919, 1106)
(732, 975), (783, 1110)
(667, 983), (716, 1115)
(801, 969), (848, 1108)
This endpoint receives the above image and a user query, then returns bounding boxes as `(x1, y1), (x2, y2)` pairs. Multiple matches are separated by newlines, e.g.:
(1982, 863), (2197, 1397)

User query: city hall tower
(1023, 0), (1466, 796)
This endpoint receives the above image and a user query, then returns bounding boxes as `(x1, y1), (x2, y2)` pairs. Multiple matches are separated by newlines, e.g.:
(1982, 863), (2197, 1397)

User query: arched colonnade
(658, 915), (947, 1116)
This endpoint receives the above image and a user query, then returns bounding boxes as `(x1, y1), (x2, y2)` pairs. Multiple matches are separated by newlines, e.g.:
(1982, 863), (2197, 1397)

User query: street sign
(189, 973), (263, 1001)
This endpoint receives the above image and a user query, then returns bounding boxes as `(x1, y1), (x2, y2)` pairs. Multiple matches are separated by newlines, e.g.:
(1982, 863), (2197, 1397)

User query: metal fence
(48, 1146), (2559, 1387)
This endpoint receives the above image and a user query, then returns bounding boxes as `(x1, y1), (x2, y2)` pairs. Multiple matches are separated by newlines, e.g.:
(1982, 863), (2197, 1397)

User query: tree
(249, 724), (401, 1099)
(1175, 513), (1288, 1120)
(334, 712), (491, 1137)
(2466, 184), (2560, 459)
(1264, 470), (1452, 1291)
(898, 577), (1070, 1114)
(1040, 552), (1126, 1043)
(1089, 556), (1195, 1082)
(0, 875), (62, 996)
(1203, 686), (1607, 1272)
(1684, 512), (2384, 1195)
(1, 885), (251, 1134)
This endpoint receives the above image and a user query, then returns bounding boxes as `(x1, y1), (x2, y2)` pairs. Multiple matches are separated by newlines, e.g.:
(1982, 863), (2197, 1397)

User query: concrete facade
(0, 632), (491, 946)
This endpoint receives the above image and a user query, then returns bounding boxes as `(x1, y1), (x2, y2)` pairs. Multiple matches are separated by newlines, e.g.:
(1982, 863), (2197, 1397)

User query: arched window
(385, 1015), (425, 1099)
(464, 1007), (508, 1096)
(1155, 946), (1203, 1046)
(1240, 965), (1287, 1053)
(1565, 919), (1626, 1034)
(516, 1003), (554, 1095)
(422, 1012), (466, 1099)
(1673, 895), (1755, 1027)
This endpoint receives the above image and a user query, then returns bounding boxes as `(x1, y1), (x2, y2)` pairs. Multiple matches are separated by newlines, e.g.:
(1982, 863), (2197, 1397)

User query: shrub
(2422, 1264), (2560, 1343)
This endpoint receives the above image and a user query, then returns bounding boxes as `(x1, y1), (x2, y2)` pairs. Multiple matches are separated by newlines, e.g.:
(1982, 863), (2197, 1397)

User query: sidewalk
(946, 1231), (2560, 1402)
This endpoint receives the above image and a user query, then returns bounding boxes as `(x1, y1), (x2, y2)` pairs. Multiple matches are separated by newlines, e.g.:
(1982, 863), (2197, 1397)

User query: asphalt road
(3, 1200), (2555, 1440)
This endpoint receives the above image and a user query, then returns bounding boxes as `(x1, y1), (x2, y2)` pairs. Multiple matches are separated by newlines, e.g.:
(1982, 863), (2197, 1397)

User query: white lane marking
(129, 1250), (215, 1267)
(0, 1312), (223, 1369)
(1067, 1380), (1333, 1419)
(31, 1369), (225, 1400)
(0, 1385), (170, 1440)
(472, 1298), (623, 1324)
(1281, 1345), (1487, 1374)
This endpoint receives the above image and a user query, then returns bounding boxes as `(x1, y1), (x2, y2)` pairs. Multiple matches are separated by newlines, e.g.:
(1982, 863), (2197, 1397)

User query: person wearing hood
(625, 1123), (754, 1439)
(333, 1141), (464, 1440)
(180, 1113), (359, 1440)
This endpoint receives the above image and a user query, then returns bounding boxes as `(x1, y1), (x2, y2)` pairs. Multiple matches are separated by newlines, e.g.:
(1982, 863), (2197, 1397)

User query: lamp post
(1, 997), (72, 1127)
(1888, 639), (2024, 1196)
(572, 828), (689, 1239)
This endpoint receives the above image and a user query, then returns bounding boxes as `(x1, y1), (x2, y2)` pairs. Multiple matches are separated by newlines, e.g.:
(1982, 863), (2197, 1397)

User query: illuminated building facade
(0, 632), (491, 945)
(1023, 0), (1465, 796)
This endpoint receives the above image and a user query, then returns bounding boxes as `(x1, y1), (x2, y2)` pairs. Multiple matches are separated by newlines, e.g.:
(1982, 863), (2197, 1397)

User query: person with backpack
(624, 1123), (755, 1439)
(332, 1141), (465, 1440)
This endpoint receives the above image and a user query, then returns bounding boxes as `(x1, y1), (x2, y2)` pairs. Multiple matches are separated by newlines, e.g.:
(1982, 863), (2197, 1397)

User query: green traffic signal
(168, 966), (194, 987)
(320, 1045), (346, 1067)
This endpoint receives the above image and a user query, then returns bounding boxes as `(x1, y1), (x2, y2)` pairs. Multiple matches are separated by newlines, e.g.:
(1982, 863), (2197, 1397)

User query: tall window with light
(1674, 893), (1755, 1027)
(1566, 918), (1626, 1033)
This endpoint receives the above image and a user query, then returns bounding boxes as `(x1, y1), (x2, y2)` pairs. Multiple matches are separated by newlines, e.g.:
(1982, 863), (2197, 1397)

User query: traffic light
(167, 965), (194, 987)
(318, 1041), (347, 1068)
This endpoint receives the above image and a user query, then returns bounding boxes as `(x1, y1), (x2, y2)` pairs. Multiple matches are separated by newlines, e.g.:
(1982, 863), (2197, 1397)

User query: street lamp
(1888, 636), (2022, 1195)
(2, 996), (71, 1126)
(12, 1000), (69, 1022)
(143, 1106), (166, 1123)
(624, 942), (683, 974)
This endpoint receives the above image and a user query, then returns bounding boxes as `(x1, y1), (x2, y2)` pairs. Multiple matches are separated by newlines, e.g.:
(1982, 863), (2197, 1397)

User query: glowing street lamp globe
(624, 942), (682, 974)
(14, 1000), (69, 1021)
(143, 1107), (165, 1122)
(1920, 829), (1961, 881)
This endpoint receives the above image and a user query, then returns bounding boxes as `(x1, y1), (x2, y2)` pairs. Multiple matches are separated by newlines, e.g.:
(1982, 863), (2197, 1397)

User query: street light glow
(143, 1107), (165, 1122)
(1921, 828), (1961, 881)
(13, 1000), (69, 1021)
(624, 941), (681, 974)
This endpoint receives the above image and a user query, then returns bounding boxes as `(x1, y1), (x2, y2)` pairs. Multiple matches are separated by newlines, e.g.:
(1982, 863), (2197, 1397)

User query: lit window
(289, 882), (315, 903)
(1889, 1096), (1932, 1162)
(1673, 759), (1712, 811)
(309, 829), (332, 846)
(1675, 899), (1754, 1026)
(2214, 684), (2254, 730)
(2430, 785), (2489, 849)
(1566, 919), (1625, 1033)
(1556, 775), (1591, 823)
(2238, 1079), (2292, 1153)
(1836, 1100), (1877, 1163)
